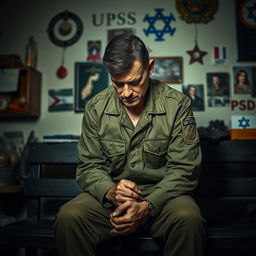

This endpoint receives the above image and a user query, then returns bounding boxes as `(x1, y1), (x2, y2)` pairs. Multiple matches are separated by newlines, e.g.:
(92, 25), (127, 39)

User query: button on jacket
(76, 79), (201, 214)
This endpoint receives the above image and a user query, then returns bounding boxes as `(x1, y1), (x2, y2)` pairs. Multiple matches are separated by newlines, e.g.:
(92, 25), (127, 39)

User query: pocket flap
(143, 140), (168, 156)
(100, 139), (126, 157)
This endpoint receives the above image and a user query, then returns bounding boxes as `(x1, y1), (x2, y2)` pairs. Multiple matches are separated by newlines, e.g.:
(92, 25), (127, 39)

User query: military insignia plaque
(176, 0), (218, 23)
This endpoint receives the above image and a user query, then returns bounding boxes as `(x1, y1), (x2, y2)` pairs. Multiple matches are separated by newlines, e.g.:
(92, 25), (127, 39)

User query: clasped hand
(105, 179), (150, 235)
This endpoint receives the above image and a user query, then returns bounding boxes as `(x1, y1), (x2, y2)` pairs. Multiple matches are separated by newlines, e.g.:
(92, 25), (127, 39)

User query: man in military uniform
(209, 74), (229, 96)
(54, 34), (206, 256)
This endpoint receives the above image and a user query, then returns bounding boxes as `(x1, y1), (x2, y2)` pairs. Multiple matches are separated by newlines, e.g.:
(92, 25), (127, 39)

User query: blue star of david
(238, 116), (250, 129)
(143, 8), (176, 41)
(247, 3), (256, 23)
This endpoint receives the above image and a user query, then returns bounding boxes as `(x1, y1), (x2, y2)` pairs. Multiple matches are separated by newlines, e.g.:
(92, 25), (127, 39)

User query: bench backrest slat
(24, 178), (83, 197)
(195, 177), (256, 197)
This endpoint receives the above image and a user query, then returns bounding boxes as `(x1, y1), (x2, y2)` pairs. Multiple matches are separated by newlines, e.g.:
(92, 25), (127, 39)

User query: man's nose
(123, 84), (132, 98)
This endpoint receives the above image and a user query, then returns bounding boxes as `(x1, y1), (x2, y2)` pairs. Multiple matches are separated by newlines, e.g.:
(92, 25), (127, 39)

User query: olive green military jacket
(76, 79), (201, 214)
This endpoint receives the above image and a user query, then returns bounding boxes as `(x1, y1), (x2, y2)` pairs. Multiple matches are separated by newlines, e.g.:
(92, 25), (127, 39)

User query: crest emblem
(176, 0), (218, 23)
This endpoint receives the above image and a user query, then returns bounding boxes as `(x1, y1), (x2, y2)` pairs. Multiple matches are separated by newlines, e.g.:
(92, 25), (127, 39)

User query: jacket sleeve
(145, 97), (202, 215)
(76, 103), (115, 204)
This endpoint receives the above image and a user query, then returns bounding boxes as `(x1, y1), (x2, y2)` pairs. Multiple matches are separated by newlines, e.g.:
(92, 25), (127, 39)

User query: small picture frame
(150, 57), (183, 83)
(75, 62), (109, 112)
(206, 72), (230, 97)
(233, 66), (253, 94)
(182, 84), (205, 111)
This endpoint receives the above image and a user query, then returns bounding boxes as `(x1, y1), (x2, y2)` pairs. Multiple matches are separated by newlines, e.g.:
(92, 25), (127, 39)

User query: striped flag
(48, 89), (74, 112)
(212, 46), (227, 65)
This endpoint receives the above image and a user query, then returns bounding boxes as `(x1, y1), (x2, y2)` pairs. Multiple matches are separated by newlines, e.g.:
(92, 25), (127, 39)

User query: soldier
(209, 74), (229, 96)
(54, 34), (206, 256)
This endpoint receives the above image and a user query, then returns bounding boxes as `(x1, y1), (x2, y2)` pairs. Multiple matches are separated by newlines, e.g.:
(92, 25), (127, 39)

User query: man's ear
(148, 59), (155, 76)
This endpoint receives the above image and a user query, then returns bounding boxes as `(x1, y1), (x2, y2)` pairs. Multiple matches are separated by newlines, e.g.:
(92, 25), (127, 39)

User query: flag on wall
(212, 46), (227, 65)
(231, 115), (256, 140)
(48, 89), (74, 112)
(231, 115), (256, 129)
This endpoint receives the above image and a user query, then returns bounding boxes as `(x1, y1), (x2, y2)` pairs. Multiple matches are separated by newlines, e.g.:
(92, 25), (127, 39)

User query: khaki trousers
(54, 192), (206, 256)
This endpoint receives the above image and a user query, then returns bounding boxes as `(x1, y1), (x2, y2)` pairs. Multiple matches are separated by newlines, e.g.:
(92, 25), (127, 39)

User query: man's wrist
(139, 199), (157, 217)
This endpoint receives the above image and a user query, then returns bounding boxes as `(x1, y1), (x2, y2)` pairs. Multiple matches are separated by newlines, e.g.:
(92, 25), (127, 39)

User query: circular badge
(239, 0), (256, 29)
(176, 0), (218, 23)
(47, 10), (83, 47)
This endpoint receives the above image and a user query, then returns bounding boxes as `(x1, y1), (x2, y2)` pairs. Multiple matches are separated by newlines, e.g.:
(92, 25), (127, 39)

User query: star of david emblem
(186, 42), (207, 64)
(143, 8), (176, 41)
(238, 116), (250, 129)
(247, 2), (256, 23)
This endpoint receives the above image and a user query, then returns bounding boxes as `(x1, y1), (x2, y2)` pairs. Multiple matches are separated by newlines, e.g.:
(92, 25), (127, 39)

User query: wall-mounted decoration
(48, 89), (73, 112)
(87, 41), (101, 61)
(182, 84), (205, 111)
(231, 99), (256, 111)
(107, 28), (135, 42)
(186, 41), (207, 64)
(47, 10), (83, 79)
(206, 72), (230, 97)
(206, 72), (230, 108)
(176, 0), (218, 23)
(208, 96), (230, 107)
(151, 57), (183, 83)
(233, 66), (253, 94)
(75, 62), (108, 112)
(47, 10), (83, 47)
(92, 12), (136, 26)
(143, 8), (176, 41)
(252, 67), (256, 97)
(212, 46), (227, 65)
(230, 115), (256, 140)
(236, 0), (256, 61)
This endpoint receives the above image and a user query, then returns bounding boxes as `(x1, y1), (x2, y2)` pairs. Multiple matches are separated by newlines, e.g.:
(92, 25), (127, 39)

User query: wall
(0, 0), (255, 140)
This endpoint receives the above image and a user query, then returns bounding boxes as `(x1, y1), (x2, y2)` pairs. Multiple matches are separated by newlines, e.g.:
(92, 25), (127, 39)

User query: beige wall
(0, 0), (255, 140)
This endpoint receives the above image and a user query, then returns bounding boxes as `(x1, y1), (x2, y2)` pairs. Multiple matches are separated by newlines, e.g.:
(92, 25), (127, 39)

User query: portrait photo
(182, 84), (205, 111)
(75, 62), (109, 112)
(233, 66), (253, 94)
(151, 57), (183, 83)
(206, 72), (230, 97)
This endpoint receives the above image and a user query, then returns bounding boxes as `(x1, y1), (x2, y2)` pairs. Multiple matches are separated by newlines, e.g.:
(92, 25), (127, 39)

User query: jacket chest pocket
(100, 139), (126, 176)
(143, 139), (169, 169)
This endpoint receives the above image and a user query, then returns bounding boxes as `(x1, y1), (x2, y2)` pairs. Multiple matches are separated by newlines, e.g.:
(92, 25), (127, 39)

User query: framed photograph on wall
(75, 62), (109, 112)
(182, 84), (205, 111)
(206, 72), (230, 97)
(233, 66), (253, 94)
(150, 57), (183, 83)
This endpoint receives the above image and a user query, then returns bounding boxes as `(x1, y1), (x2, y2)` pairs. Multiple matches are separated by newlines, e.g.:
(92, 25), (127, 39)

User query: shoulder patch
(181, 116), (199, 144)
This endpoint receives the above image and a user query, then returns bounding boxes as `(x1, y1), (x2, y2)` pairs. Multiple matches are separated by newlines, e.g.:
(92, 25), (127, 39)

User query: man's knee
(55, 201), (85, 231)
(162, 196), (204, 229)
(173, 206), (203, 227)
(55, 194), (96, 229)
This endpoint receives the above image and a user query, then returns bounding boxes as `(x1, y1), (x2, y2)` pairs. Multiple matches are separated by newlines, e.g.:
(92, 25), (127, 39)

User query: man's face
(188, 87), (196, 96)
(110, 59), (154, 109)
(238, 72), (246, 83)
(212, 76), (220, 85)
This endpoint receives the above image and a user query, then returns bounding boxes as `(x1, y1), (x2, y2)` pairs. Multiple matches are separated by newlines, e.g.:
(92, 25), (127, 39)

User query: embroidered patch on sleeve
(181, 116), (199, 144)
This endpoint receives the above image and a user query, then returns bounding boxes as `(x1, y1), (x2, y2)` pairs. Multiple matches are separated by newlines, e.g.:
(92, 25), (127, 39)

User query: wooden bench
(0, 140), (256, 256)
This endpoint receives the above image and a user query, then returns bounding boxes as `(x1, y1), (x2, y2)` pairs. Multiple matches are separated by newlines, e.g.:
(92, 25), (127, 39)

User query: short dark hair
(103, 34), (149, 74)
